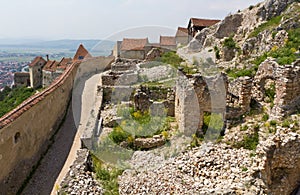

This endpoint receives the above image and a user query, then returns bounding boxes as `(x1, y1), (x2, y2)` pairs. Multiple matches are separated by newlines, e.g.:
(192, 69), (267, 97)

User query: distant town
(0, 39), (114, 90)
(0, 59), (30, 90)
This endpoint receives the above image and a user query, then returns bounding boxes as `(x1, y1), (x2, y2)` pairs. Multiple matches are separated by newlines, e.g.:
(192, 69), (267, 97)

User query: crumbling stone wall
(272, 60), (300, 118)
(175, 72), (228, 135)
(228, 76), (253, 112)
(257, 133), (300, 195)
(111, 58), (140, 72)
(252, 58), (300, 118)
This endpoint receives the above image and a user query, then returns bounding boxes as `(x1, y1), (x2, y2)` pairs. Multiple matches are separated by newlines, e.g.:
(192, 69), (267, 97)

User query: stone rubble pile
(119, 143), (267, 194)
(59, 149), (103, 195)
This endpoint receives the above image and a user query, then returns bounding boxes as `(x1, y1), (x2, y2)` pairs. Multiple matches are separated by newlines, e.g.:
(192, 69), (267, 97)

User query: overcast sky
(0, 0), (262, 41)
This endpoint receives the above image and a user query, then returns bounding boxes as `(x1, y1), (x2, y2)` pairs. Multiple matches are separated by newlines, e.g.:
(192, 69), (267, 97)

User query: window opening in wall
(14, 132), (21, 144)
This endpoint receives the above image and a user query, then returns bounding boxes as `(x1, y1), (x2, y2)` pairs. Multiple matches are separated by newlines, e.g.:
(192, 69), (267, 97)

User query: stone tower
(28, 56), (47, 89)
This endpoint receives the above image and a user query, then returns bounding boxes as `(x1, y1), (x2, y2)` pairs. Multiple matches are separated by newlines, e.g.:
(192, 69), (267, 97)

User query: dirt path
(21, 105), (77, 195)
(50, 74), (101, 194)
(21, 73), (101, 195)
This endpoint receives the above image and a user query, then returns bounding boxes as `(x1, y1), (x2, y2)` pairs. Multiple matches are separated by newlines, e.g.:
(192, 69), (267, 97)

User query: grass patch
(92, 156), (123, 195)
(252, 28), (300, 66)
(159, 51), (197, 74)
(226, 65), (258, 79)
(109, 106), (173, 148)
(159, 51), (183, 69)
(233, 130), (259, 150)
(202, 113), (224, 135)
(249, 15), (282, 38)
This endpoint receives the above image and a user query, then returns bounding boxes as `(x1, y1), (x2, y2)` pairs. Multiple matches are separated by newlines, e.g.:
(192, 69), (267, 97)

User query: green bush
(262, 114), (269, 121)
(214, 46), (221, 59)
(265, 83), (276, 103)
(160, 51), (183, 69)
(270, 120), (277, 126)
(202, 113), (224, 135)
(109, 126), (130, 144)
(226, 65), (258, 79)
(233, 131), (259, 150)
(93, 156), (123, 195)
(282, 119), (291, 128)
(223, 36), (237, 49)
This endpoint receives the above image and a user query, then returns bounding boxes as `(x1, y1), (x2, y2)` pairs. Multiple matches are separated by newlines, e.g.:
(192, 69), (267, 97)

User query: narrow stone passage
(21, 105), (77, 195)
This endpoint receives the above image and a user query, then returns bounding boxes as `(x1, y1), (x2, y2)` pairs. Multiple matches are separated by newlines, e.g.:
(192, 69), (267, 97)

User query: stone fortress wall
(0, 60), (80, 194)
(0, 54), (115, 194)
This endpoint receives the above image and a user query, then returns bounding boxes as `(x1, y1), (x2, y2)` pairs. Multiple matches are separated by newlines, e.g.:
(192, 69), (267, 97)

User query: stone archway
(252, 59), (278, 103)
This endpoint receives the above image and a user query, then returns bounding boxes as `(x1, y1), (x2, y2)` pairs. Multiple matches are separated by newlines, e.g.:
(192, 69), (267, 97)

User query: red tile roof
(28, 56), (46, 67)
(43, 60), (58, 72)
(121, 38), (149, 51)
(160, 36), (176, 46)
(73, 44), (92, 61)
(190, 18), (220, 27)
(176, 27), (188, 37)
(57, 57), (72, 70)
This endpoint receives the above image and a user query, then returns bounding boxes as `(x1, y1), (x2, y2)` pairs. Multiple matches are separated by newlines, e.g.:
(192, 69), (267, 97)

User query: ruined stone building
(115, 38), (149, 60)
(159, 36), (177, 51)
(175, 27), (189, 46)
(187, 18), (220, 40)
(113, 36), (178, 60)
(13, 72), (30, 87)
(29, 56), (47, 89)
(42, 57), (73, 87)
(28, 44), (92, 89)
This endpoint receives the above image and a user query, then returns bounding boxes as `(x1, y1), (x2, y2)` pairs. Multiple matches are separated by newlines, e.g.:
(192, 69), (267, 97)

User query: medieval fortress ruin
(1, 0), (300, 194)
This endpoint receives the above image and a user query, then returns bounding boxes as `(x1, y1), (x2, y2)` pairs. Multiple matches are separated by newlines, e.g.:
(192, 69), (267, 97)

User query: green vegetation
(92, 156), (123, 195)
(270, 120), (277, 126)
(0, 86), (36, 118)
(233, 130), (259, 150)
(225, 65), (258, 79)
(262, 113), (269, 121)
(159, 51), (197, 74)
(265, 83), (276, 105)
(252, 28), (300, 66)
(252, 53), (268, 66)
(160, 51), (183, 69)
(223, 36), (237, 49)
(108, 106), (173, 148)
(190, 133), (203, 148)
(201, 112), (224, 141)
(249, 16), (282, 38)
(202, 112), (224, 134)
(214, 46), (221, 59)
(241, 125), (248, 131)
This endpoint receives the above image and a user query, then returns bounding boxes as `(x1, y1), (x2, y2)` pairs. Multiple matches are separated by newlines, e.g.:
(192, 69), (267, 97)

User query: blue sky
(0, 0), (262, 40)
